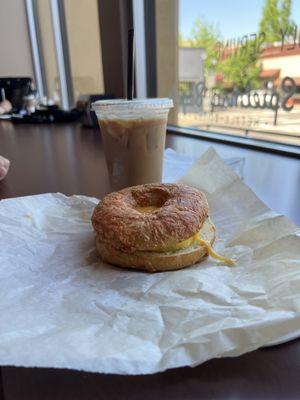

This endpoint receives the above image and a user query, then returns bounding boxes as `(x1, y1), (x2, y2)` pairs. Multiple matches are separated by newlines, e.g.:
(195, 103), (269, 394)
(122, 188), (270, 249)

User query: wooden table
(1, 121), (300, 399)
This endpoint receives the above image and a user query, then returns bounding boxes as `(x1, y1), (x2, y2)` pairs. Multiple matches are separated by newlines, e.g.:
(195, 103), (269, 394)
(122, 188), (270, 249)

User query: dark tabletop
(0, 121), (300, 400)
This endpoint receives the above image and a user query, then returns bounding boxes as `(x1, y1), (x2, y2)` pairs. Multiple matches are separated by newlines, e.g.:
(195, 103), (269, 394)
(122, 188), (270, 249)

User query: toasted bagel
(91, 183), (209, 253)
(95, 217), (216, 272)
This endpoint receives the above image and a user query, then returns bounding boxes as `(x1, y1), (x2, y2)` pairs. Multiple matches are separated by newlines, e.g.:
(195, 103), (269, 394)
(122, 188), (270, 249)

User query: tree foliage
(180, 19), (261, 89)
(259, 0), (281, 42)
(179, 0), (294, 90)
(259, 0), (295, 43)
(180, 18), (221, 72)
(217, 45), (262, 90)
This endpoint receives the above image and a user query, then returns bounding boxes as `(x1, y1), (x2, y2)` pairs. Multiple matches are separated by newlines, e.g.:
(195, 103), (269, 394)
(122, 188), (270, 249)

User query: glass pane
(152, 0), (300, 146)
(64, 0), (105, 102)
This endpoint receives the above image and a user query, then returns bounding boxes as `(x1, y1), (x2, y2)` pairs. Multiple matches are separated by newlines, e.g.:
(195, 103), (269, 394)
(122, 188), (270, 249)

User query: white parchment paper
(163, 148), (245, 181)
(0, 148), (300, 375)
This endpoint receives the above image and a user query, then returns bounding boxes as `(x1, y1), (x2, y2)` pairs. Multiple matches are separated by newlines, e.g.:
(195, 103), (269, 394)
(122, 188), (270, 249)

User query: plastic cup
(92, 98), (173, 190)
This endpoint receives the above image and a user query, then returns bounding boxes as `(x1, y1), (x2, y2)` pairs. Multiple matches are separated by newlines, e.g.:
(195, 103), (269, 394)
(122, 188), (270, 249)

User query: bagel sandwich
(91, 183), (234, 272)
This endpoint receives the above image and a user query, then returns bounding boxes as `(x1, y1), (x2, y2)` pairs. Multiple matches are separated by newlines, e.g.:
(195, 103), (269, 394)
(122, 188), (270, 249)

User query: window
(148, 0), (300, 147)
(26, 0), (105, 109)
(25, 0), (299, 149)
(64, 0), (105, 101)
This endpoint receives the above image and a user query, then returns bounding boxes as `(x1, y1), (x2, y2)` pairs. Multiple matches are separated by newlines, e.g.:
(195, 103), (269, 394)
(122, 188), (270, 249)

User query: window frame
(143, 0), (300, 155)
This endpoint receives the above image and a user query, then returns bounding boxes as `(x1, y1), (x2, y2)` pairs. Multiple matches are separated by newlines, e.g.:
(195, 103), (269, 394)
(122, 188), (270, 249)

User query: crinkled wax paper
(0, 148), (300, 375)
(163, 148), (245, 181)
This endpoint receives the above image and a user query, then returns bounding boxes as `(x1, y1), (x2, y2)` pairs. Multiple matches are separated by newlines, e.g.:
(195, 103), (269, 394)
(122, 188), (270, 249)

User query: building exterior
(178, 47), (206, 113)
(259, 45), (300, 101)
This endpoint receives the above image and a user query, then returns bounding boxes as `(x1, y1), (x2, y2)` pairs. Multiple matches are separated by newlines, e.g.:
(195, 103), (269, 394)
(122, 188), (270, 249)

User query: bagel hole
(132, 188), (169, 213)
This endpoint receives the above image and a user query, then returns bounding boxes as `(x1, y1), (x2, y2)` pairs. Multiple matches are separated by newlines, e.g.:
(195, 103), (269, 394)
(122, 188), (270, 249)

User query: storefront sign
(210, 77), (296, 124)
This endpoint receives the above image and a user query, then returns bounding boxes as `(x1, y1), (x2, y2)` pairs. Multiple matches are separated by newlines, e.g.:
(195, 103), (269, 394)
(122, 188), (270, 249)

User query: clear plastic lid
(91, 98), (173, 120)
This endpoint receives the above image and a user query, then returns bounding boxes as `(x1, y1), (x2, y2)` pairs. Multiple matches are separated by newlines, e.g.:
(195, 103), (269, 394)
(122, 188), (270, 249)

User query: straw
(127, 29), (135, 100)
(1, 88), (5, 101)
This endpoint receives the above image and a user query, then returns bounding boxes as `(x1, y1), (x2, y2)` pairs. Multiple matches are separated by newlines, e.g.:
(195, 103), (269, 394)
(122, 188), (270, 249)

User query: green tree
(218, 0), (295, 89)
(217, 44), (262, 90)
(259, 0), (295, 43)
(178, 0), (295, 91)
(280, 0), (295, 35)
(184, 18), (221, 72)
(180, 17), (261, 90)
(259, 0), (281, 42)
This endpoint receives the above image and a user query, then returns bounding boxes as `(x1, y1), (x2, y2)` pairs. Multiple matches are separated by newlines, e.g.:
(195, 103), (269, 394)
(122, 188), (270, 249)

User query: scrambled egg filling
(161, 233), (234, 267)
(159, 232), (200, 252)
(136, 205), (234, 266)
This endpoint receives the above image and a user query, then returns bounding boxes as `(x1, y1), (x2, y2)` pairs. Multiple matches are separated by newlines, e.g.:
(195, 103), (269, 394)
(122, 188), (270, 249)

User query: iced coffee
(92, 99), (173, 190)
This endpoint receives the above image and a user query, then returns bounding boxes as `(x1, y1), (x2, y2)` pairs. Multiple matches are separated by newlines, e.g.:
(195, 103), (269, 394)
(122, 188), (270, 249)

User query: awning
(259, 69), (280, 79)
(274, 77), (300, 87)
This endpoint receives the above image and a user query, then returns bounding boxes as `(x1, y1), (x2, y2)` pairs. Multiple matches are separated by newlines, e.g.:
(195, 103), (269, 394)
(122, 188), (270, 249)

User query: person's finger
(0, 166), (7, 180)
(0, 156), (10, 169)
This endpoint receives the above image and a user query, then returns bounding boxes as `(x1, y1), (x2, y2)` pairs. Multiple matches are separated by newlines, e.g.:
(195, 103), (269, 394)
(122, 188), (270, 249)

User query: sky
(179, 0), (300, 40)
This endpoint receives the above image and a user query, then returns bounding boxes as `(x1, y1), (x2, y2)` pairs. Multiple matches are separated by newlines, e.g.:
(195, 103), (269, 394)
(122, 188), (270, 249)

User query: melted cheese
(162, 233), (199, 252)
(136, 206), (234, 266)
(153, 232), (234, 267)
(196, 235), (235, 267)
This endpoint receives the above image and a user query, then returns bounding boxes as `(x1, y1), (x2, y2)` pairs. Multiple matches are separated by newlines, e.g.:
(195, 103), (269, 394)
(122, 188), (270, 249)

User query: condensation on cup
(92, 98), (173, 190)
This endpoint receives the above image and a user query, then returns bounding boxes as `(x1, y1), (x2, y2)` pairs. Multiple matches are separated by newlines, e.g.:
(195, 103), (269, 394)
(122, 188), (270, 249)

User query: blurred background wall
(0, 0), (34, 77)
